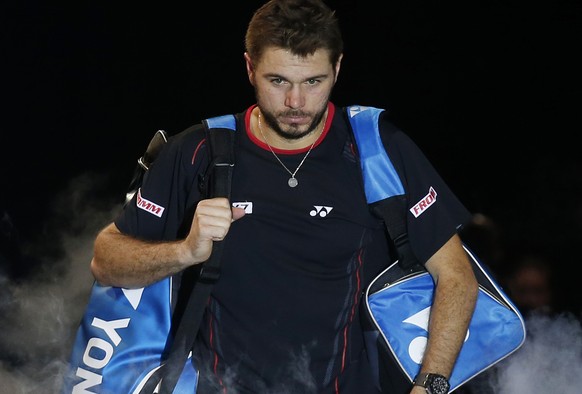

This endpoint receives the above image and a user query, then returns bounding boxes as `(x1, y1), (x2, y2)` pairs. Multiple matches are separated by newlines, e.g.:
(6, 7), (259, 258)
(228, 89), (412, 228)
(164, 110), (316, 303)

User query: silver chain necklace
(257, 111), (325, 188)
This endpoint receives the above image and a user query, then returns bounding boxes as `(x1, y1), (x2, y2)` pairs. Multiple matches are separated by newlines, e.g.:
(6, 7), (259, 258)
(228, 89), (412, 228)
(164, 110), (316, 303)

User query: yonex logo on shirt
(310, 205), (333, 217)
(409, 187), (437, 218)
(136, 189), (165, 218)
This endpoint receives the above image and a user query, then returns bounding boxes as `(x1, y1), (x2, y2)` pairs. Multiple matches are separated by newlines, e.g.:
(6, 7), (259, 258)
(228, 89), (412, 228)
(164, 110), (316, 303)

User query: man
(90, 0), (478, 392)
(505, 254), (554, 317)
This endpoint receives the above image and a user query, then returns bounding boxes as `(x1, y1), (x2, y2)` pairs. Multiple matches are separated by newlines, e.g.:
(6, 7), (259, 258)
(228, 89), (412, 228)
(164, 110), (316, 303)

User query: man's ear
(244, 52), (255, 86)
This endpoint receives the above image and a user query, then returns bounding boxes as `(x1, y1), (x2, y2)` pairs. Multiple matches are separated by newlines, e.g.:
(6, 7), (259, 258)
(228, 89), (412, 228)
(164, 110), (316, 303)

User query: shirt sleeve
(380, 116), (472, 264)
(114, 124), (209, 241)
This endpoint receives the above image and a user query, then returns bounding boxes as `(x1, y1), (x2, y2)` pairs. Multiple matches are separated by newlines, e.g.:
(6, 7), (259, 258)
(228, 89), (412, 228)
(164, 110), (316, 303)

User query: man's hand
(185, 197), (246, 263)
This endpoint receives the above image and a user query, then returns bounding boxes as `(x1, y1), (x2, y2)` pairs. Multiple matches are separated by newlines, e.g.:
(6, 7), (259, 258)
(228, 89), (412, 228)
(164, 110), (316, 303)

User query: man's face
(245, 47), (341, 141)
(510, 266), (552, 313)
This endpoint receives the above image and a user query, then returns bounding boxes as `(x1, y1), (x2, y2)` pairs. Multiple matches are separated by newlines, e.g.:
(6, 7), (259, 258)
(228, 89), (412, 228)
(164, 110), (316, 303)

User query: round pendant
(288, 177), (298, 187)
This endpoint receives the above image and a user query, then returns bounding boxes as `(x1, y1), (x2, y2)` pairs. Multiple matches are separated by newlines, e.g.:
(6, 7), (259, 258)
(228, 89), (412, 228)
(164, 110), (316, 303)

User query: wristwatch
(413, 372), (450, 394)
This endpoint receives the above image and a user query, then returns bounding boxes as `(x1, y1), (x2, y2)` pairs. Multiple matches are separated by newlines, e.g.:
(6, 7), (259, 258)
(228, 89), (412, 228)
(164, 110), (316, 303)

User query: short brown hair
(245, 0), (343, 66)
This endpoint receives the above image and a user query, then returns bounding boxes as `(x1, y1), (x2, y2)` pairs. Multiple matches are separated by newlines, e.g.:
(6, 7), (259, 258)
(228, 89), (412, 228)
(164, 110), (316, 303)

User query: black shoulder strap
(140, 116), (236, 394)
(345, 106), (421, 273)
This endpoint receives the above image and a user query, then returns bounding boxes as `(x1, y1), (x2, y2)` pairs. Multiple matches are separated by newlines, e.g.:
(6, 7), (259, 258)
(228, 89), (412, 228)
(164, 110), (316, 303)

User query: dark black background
(2, 1), (581, 311)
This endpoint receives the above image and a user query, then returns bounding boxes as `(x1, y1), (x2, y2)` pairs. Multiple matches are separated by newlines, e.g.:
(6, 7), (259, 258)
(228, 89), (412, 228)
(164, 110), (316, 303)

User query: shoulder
(375, 112), (427, 160)
(167, 123), (206, 150)
(147, 123), (206, 174)
(162, 109), (247, 166)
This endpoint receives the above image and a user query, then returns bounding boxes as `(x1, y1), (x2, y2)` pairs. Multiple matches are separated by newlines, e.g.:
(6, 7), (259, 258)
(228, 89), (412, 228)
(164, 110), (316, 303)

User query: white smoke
(0, 173), (120, 394)
(464, 311), (582, 394)
(493, 312), (582, 394)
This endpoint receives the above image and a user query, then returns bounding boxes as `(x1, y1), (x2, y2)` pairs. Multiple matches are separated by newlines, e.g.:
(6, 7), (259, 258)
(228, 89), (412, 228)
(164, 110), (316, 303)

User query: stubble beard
(258, 102), (328, 142)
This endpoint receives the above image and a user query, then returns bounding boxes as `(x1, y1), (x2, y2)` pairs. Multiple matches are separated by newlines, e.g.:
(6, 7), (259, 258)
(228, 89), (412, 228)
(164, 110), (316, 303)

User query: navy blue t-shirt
(115, 102), (471, 393)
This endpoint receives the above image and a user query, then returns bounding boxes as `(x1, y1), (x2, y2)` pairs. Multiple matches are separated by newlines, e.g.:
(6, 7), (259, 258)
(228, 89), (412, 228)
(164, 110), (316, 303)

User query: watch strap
(413, 372), (432, 387)
(413, 372), (450, 393)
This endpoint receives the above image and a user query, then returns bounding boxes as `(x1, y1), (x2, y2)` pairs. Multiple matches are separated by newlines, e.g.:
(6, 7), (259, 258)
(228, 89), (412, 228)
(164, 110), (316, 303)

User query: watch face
(427, 375), (450, 394)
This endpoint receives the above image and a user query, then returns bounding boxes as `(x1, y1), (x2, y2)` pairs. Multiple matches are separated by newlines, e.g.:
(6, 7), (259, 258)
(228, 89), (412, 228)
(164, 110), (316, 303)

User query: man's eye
(271, 78), (284, 85)
(306, 79), (318, 85)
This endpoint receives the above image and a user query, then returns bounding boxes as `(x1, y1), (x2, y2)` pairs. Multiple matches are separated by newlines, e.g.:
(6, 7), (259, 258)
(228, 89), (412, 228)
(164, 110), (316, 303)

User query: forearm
(420, 270), (478, 378)
(90, 223), (197, 288)
(90, 198), (244, 288)
(420, 236), (479, 379)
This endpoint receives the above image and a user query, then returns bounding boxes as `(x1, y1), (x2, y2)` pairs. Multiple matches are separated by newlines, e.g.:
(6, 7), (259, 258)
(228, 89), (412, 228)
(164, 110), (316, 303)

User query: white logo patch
(136, 189), (165, 217)
(232, 201), (253, 214)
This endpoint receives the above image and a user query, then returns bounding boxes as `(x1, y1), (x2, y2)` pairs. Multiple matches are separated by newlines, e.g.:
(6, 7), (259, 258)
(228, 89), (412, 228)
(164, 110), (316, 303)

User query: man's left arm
(411, 233), (479, 393)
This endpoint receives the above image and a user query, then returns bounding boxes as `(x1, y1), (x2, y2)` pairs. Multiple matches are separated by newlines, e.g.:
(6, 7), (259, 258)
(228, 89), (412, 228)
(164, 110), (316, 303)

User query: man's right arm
(90, 197), (245, 288)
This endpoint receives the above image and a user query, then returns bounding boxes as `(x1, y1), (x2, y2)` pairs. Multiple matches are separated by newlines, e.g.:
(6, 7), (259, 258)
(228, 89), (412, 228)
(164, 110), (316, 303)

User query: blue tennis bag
(349, 105), (526, 392)
(60, 278), (198, 393)
(62, 116), (237, 394)
(363, 247), (526, 392)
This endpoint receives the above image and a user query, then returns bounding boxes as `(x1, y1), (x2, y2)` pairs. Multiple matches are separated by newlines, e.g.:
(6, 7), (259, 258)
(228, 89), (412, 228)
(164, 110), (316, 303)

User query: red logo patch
(410, 187), (437, 218)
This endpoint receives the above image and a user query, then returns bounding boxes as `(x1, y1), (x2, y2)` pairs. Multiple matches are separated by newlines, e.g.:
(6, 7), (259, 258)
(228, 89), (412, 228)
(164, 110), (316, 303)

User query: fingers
(232, 206), (246, 221)
(196, 198), (235, 241)
(186, 198), (247, 263)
